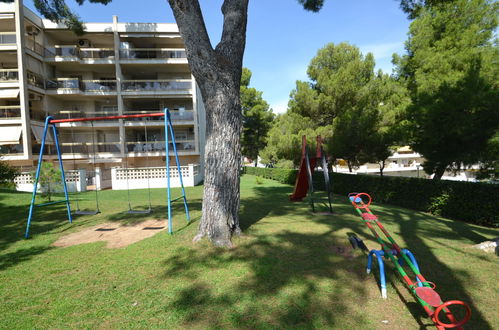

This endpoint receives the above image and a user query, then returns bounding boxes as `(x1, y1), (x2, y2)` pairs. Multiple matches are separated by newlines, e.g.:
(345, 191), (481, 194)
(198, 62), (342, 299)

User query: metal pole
(52, 123), (73, 225)
(164, 108), (172, 234)
(167, 109), (190, 222)
(25, 116), (51, 238)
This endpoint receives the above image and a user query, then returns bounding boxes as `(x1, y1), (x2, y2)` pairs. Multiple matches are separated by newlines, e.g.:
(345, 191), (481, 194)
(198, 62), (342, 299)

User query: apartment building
(0, 1), (205, 189)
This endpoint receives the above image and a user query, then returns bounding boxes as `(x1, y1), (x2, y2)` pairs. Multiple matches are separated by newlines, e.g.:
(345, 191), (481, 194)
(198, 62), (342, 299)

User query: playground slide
(289, 156), (316, 201)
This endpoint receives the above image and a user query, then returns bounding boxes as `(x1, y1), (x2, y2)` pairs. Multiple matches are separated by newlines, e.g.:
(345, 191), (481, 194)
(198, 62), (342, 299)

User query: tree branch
(216, 0), (249, 72)
(167, 0), (216, 77)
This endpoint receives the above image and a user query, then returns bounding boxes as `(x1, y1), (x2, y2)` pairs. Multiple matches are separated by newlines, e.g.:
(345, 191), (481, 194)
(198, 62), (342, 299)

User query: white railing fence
(14, 170), (86, 193)
(14, 164), (202, 192)
(111, 164), (202, 190)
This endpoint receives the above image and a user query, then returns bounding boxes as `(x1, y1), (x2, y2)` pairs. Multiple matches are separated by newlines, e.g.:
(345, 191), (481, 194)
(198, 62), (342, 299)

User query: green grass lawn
(1, 175), (498, 329)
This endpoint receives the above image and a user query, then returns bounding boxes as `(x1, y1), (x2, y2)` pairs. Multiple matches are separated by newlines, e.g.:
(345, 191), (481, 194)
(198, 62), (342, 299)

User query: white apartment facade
(0, 1), (206, 189)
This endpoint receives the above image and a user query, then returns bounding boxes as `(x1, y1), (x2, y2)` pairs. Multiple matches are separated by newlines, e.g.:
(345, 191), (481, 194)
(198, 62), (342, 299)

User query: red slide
(289, 136), (322, 201)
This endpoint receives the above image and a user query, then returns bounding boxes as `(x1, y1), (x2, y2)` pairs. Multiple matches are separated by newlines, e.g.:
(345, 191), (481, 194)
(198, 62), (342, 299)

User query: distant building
(0, 1), (205, 189)
(334, 146), (478, 181)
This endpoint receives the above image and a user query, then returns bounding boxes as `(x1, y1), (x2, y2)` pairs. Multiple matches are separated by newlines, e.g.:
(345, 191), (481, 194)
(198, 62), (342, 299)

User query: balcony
(59, 142), (121, 154)
(45, 45), (115, 62)
(0, 143), (23, 155)
(79, 48), (115, 59)
(46, 45), (78, 57)
(26, 71), (44, 89)
(0, 69), (18, 82)
(46, 78), (117, 94)
(126, 140), (195, 153)
(0, 32), (16, 45)
(82, 80), (117, 92)
(54, 110), (120, 121)
(121, 79), (192, 94)
(119, 48), (186, 60)
(0, 105), (21, 119)
(123, 110), (194, 122)
(25, 39), (44, 56)
(29, 109), (47, 122)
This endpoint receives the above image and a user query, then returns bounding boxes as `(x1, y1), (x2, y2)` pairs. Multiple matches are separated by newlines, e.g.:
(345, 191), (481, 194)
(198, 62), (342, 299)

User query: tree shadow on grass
(158, 184), (373, 328)
(161, 230), (369, 328)
(0, 189), (66, 270)
(0, 245), (53, 271)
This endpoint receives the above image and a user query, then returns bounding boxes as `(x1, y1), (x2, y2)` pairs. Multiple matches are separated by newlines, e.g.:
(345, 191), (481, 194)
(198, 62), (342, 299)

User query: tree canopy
(284, 43), (409, 172)
(240, 68), (274, 165)
(394, 0), (498, 179)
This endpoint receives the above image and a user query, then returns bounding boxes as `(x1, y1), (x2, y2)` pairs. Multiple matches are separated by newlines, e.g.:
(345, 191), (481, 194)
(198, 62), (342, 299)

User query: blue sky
(25, 0), (411, 113)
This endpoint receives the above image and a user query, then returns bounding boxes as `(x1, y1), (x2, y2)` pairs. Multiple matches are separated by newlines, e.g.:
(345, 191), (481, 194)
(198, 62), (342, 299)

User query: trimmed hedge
(244, 167), (297, 185)
(244, 167), (499, 227)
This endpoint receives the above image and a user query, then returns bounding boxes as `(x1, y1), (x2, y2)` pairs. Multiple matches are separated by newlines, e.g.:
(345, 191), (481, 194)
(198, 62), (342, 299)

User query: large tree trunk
(168, 0), (248, 247)
(379, 160), (385, 177)
(433, 165), (446, 180)
(194, 79), (242, 246)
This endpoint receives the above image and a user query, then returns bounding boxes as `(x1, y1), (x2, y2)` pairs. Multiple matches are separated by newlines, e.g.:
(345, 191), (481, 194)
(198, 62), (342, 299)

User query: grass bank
(0, 175), (498, 328)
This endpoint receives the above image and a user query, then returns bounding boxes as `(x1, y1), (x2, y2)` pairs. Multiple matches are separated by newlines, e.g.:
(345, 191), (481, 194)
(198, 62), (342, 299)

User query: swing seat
(361, 213), (378, 220)
(74, 210), (100, 215)
(415, 286), (442, 307)
(127, 209), (152, 215)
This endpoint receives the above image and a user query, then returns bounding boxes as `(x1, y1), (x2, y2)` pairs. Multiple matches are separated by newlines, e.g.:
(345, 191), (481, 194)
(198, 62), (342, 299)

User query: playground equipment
(348, 192), (471, 329)
(289, 136), (332, 213)
(25, 108), (190, 238)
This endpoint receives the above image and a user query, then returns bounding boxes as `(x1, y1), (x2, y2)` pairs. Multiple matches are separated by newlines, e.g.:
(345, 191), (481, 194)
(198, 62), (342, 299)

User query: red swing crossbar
(49, 112), (166, 124)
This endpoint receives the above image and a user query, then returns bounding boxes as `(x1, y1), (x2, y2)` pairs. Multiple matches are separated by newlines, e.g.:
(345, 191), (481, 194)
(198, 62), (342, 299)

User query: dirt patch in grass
(52, 220), (166, 248)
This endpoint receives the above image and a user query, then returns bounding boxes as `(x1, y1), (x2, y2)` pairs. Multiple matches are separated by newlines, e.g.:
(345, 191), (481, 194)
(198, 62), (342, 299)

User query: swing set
(25, 108), (190, 238)
(289, 135), (333, 213)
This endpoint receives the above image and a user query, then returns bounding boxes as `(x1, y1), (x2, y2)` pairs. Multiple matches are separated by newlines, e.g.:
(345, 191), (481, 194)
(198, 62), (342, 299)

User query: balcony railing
(60, 142), (121, 154)
(0, 105), (21, 119)
(0, 69), (18, 82)
(0, 143), (23, 154)
(47, 45), (78, 57)
(79, 48), (115, 59)
(25, 38), (44, 56)
(119, 48), (186, 60)
(122, 110), (194, 122)
(45, 45), (115, 60)
(121, 79), (192, 92)
(46, 78), (117, 93)
(27, 71), (45, 89)
(30, 109), (47, 121)
(0, 32), (16, 45)
(82, 80), (117, 92)
(46, 77), (79, 89)
(54, 110), (120, 120)
(126, 140), (195, 152)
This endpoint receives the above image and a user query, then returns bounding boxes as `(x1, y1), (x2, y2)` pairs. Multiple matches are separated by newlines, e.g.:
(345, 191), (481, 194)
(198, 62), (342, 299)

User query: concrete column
(95, 167), (101, 191)
(111, 167), (116, 190)
(14, 0), (33, 161)
(78, 169), (86, 192)
(191, 75), (199, 155)
(112, 15), (126, 158)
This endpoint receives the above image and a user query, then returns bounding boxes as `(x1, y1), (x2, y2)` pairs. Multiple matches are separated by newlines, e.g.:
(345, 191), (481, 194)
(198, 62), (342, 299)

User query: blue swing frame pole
(52, 123), (73, 223)
(166, 109), (190, 222)
(25, 117), (72, 238)
(163, 108), (191, 234)
(164, 108), (172, 234)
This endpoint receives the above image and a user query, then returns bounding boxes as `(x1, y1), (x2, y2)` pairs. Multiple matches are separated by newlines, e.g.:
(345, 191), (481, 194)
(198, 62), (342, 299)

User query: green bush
(244, 167), (499, 227)
(244, 167), (297, 185)
(0, 159), (18, 186)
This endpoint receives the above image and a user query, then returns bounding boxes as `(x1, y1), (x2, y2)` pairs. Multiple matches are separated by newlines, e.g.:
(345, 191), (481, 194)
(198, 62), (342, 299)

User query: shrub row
(244, 167), (298, 185)
(244, 167), (499, 227)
